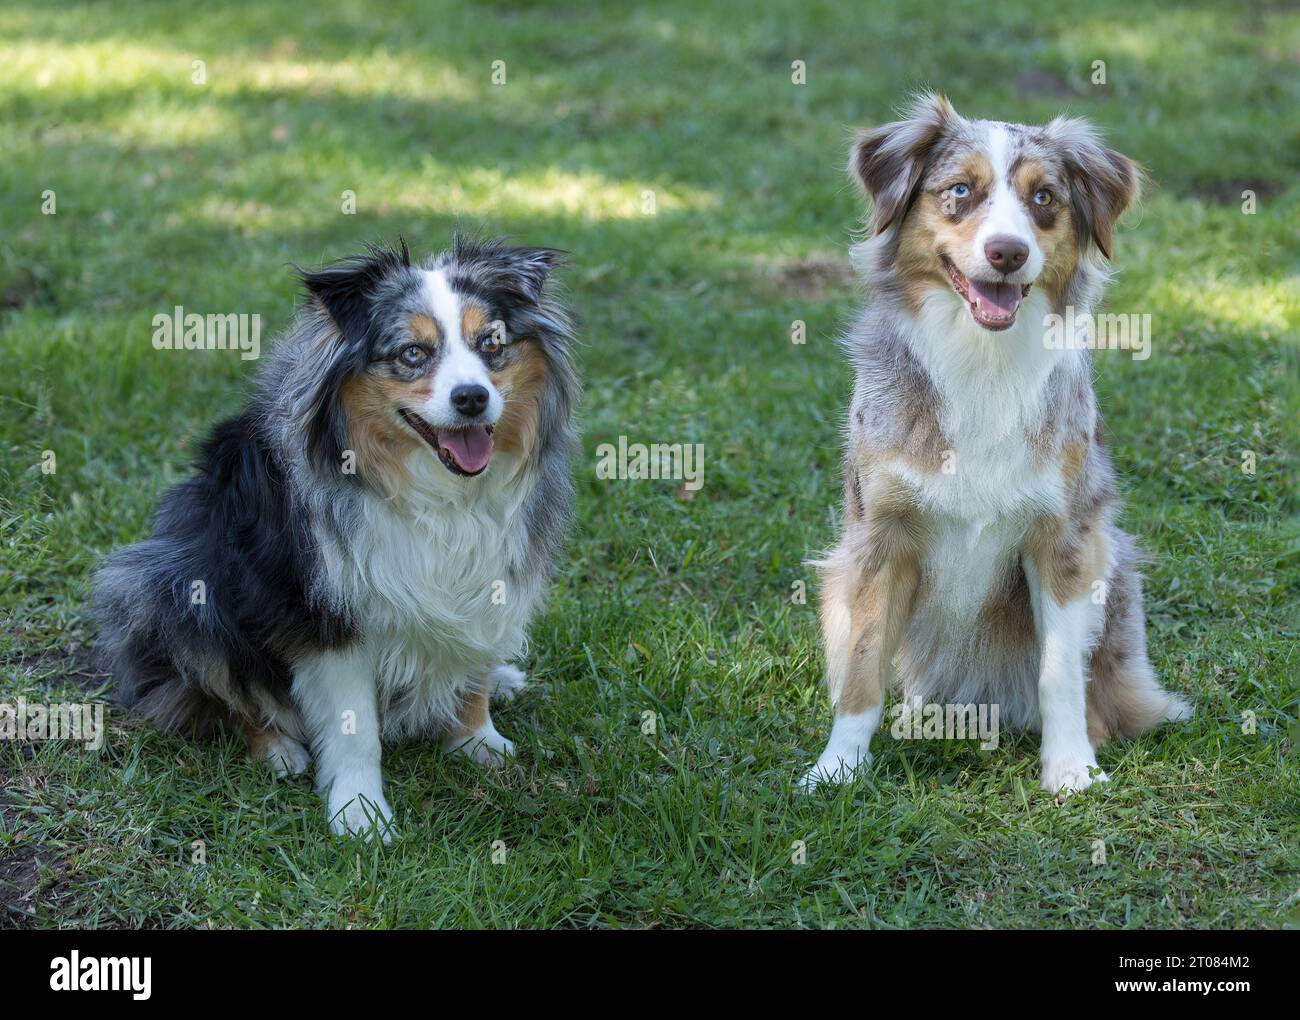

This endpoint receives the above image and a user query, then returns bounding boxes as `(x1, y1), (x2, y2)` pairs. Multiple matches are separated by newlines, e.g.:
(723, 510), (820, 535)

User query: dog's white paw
(1164, 696), (1194, 723)
(799, 748), (872, 792)
(800, 710), (879, 792)
(443, 721), (516, 767)
(260, 734), (311, 778)
(327, 791), (396, 843)
(1041, 758), (1108, 796)
(488, 664), (527, 702)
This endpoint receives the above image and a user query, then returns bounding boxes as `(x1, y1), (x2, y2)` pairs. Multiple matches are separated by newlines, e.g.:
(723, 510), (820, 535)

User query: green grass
(1, 0), (1297, 929)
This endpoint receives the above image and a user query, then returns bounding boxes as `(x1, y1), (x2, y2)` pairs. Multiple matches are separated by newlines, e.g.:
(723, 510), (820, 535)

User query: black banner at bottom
(0, 928), (1281, 1006)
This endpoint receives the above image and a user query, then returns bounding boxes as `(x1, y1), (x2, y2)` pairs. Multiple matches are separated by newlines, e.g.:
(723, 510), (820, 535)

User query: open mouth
(941, 256), (1032, 331)
(398, 408), (494, 477)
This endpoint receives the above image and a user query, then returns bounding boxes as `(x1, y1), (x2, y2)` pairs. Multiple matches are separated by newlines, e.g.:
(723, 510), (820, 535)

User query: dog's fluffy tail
(1089, 658), (1193, 744)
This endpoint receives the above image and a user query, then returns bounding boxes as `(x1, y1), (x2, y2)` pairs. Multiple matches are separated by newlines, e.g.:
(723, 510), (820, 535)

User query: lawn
(0, 0), (1296, 929)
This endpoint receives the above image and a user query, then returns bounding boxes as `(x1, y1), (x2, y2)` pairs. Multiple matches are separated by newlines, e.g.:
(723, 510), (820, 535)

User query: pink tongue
(968, 278), (1023, 318)
(436, 426), (493, 474)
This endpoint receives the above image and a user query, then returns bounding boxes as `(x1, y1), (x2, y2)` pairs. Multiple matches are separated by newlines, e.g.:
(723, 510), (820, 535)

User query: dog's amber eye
(1033, 189), (1053, 206)
(477, 334), (502, 355)
(399, 344), (428, 367)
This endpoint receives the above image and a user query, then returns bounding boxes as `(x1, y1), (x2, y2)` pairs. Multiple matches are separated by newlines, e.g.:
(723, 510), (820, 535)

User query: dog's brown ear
(850, 92), (955, 235)
(1044, 116), (1143, 259)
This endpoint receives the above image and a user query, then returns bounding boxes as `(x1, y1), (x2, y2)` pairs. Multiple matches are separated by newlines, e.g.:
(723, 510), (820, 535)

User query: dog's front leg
(1025, 542), (1109, 795)
(293, 644), (395, 841)
(802, 544), (919, 790)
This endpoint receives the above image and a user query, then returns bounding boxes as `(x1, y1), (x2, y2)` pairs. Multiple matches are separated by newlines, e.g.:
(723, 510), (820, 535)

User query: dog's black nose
(984, 235), (1029, 273)
(450, 384), (489, 418)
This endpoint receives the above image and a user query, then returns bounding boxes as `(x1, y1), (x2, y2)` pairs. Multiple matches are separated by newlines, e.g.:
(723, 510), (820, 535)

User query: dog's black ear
(299, 239), (412, 340)
(294, 241), (410, 476)
(1043, 117), (1143, 260)
(850, 92), (955, 235)
(450, 235), (566, 306)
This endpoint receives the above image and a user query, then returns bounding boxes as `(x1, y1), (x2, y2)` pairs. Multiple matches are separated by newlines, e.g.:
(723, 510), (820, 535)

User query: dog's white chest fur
(893, 292), (1077, 620)
(316, 453), (540, 735)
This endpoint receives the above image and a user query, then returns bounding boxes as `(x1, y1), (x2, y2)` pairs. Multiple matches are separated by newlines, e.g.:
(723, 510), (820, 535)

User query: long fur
(804, 95), (1188, 793)
(95, 235), (579, 832)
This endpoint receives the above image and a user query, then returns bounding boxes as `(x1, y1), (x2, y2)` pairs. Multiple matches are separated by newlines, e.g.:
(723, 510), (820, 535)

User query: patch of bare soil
(765, 255), (857, 300)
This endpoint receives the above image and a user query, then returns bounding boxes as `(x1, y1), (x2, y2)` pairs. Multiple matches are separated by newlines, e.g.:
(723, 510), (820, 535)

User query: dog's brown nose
(984, 235), (1029, 273)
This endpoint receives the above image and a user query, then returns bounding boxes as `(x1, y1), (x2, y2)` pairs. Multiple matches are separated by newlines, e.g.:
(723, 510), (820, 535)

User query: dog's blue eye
(1034, 189), (1053, 206)
(951, 184), (970, 199)
(399, 345), (428, 366)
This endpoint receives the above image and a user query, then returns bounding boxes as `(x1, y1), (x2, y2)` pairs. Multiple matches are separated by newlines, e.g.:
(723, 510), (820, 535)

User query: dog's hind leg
(441, 677), (515, 766)
(242, 718), (312, 778)
(1085, 538), (1192, 745)
(486, 663), (527, 702)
